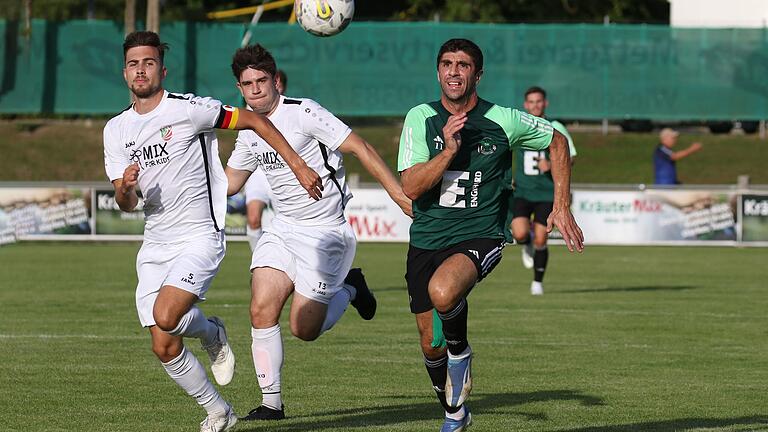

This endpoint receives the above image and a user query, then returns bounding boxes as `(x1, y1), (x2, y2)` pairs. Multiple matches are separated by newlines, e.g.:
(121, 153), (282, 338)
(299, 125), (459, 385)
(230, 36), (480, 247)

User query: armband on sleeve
(215, 105), (240, 130)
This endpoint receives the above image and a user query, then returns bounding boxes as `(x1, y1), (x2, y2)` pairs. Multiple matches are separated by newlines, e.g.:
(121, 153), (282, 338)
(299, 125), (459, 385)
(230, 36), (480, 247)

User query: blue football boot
(440, 405), (472, 432)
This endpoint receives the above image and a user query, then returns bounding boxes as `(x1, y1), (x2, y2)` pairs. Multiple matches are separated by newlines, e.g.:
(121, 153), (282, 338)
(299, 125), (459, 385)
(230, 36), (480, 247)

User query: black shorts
(405, 238), (506, 314)
(512, 198), (553, 226)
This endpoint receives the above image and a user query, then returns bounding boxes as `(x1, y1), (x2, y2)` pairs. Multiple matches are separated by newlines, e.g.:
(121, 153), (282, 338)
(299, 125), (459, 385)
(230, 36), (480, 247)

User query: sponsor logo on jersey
(477, 137), (497, 155)
(124, 141), (136, 149)
(255, 151), (286, 171)
(131, 142), (171, 169)
(160, 125), (173, 141)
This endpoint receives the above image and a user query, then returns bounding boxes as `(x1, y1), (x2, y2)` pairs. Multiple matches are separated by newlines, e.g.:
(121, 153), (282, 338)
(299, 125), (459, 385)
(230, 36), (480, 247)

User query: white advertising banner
(344, 188), (412, 242)
(572, 189), (737, 244)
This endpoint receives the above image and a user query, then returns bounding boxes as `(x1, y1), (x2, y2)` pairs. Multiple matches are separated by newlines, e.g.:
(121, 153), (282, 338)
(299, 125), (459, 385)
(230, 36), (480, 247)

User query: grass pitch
(1, 242), (766, 431)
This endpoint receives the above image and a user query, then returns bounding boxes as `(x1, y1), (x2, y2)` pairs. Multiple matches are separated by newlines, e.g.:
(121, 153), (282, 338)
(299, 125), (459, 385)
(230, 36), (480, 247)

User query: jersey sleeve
(185, 94), (240, 134)
(551, 120), (577, 157)
(297, 99), (352, 151)
(103, 123), (130, 182)
(484, 105), (553, 152)
(508, 109), (554, 151)
(226, 130), (259, 172)
(397, 105), (432, 172)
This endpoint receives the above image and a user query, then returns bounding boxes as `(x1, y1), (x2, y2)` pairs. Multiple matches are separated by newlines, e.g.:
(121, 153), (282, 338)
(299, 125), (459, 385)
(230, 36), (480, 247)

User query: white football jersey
(104, 91), (236, 243)
(227, 96), (352, 226)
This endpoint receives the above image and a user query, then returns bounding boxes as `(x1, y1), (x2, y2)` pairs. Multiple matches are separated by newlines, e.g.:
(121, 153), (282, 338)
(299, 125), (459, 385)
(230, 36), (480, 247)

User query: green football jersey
(513, 120), (576, 202)
(398, 98), (553, 250)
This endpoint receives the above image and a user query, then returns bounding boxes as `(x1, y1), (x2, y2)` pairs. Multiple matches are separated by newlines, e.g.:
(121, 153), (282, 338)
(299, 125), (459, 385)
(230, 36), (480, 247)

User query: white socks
(167, 306), (217, 346)
(446, 405), (466, 421)
(251, 325), (283, 410)
(162, 347), (228, 415)
(320, 284), (355, 333)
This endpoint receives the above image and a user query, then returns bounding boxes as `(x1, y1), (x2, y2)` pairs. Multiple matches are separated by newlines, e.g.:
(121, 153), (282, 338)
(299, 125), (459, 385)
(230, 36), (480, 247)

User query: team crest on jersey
(159, 125), (173, 141)
(477, 137), (497, 155)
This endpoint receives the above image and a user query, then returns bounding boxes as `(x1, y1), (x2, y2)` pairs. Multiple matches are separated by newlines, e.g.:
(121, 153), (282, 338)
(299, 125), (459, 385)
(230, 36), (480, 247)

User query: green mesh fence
(1, 20), (767, 119)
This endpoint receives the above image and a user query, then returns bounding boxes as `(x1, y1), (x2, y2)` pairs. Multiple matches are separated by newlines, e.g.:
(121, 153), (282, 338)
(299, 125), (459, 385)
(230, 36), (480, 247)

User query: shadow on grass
(560, 415), (768, 431)
(236, 389), (603, 431)
(560, 285), (696, 294)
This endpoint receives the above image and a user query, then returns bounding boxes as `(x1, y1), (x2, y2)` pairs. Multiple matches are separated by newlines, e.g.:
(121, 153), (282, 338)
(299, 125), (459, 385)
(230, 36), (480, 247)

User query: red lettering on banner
(633, 199), (661, 213)
(348, 215), (397, 237)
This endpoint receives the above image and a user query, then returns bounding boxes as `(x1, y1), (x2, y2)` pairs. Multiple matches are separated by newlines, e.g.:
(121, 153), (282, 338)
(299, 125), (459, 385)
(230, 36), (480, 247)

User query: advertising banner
(741, 194), (768, 242)
(345, 189), (412, 242)
(0, 188), (92, 242)
(95, 189), (259, 237)
(572, 189), (737, 244)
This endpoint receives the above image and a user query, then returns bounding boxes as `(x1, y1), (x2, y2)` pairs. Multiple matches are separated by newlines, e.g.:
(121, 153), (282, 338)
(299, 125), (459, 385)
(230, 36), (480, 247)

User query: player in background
(224, 44), (412, 421)
(509, 86), (577, 296)
(103, 31), (321, 432)
(241, 70), (287, 251)
(398, 39), (583, 431)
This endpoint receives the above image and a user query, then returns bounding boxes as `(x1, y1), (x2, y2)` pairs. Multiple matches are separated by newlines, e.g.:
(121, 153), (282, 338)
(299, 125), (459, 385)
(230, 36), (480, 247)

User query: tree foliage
(392, 0), (669, 24)
(1, 0), (668, 24)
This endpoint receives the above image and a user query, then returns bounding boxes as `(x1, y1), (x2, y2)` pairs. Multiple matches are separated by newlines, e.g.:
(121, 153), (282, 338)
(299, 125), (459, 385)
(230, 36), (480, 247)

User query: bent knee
(290, 325), (320, 342)
(429, 289), (458, 312)
(153, 311), (181, 333)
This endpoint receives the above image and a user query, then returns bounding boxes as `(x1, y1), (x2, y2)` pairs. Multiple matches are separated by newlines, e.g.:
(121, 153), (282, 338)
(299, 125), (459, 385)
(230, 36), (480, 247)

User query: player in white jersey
(242, 70), (286, 251)
(102, 31), (322, 432)
(224, 44), (412, 421)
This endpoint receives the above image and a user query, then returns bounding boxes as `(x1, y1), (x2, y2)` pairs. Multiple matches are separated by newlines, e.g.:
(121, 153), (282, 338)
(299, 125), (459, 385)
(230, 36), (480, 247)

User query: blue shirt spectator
(653, 144), (677, 184)
(653, 128), (702, 185)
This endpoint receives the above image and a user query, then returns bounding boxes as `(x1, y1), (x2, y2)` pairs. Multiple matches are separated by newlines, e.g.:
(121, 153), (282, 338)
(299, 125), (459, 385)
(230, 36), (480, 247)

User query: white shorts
(251, 218), (356, 304)
(135, 231), (226, 327)
(244, 169), (271, 204)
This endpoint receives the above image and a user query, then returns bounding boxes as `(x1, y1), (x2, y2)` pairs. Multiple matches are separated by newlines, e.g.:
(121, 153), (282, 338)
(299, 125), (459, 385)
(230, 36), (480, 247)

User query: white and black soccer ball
(296, 0), (354, 37)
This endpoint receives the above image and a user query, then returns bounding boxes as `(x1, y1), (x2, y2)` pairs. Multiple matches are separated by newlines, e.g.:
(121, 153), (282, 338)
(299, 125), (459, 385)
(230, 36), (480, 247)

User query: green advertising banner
(741, 194), (768, 242)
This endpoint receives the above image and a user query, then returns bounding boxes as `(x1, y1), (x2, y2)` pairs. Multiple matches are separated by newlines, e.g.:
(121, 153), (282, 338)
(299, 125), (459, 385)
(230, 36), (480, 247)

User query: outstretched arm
(234, 110), (323, 200)
(339, 132), (412, 217)
(671, 142), (702, 161)
(546, 130), (584, 252)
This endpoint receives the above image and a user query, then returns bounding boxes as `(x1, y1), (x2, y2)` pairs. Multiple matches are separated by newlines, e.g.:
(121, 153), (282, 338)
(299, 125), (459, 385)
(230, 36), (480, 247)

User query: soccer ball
(296, 0), (354, 37)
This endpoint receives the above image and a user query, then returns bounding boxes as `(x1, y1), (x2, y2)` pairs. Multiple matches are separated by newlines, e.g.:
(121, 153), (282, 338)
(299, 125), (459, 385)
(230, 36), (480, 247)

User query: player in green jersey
(510, 86), (578, 296)
(397, 39), (584, 432)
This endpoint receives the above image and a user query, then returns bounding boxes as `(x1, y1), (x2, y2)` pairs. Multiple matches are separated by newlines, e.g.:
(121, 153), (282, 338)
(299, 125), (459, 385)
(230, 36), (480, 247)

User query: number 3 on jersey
(523, 150), (546, 175)
(439, 170), (482, 208)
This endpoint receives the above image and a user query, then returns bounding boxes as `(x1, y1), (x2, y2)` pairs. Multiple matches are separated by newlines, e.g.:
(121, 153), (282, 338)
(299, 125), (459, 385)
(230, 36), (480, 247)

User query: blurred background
(1, 0), (767, 244)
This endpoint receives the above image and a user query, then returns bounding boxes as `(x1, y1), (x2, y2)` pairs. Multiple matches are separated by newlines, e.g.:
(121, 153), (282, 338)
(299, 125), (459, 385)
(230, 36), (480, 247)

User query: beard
(130, 81), (162, 99)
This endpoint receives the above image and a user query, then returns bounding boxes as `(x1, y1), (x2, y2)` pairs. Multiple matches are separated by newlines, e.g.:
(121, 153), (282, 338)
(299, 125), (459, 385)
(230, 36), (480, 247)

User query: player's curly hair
(437, 38), (483, 72)
(231, 44), (277, 81)
(123, 31), (168, 64)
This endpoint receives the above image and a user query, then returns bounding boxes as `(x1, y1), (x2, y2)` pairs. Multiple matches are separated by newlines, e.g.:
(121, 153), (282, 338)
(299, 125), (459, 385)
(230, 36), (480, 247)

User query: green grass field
(2, 119), (768, 185)
(1, 242), (766, 431)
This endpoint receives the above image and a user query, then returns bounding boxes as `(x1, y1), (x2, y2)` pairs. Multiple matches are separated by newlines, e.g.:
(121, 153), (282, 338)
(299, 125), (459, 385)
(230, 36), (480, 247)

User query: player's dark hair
(231, 44), (277, 81)
(525, 86), (547, 100)
(436, 38), (483, 72)
(123, 31), (168, 64)
(276, 69), (288, 91)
